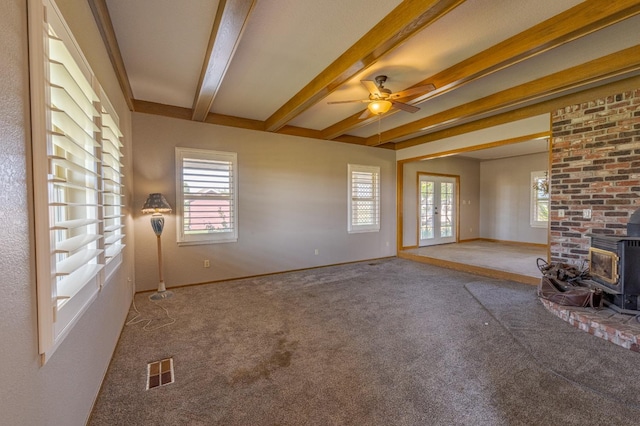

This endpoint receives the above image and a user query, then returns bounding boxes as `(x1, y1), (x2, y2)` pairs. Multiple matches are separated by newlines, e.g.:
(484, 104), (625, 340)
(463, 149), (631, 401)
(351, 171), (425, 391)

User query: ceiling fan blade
(361, 80), (382, 97)
(390, 83), (436, 100)
(391, 100), (420, 113)
(358, 109), (373, 119)
(327, 99), (370, 104)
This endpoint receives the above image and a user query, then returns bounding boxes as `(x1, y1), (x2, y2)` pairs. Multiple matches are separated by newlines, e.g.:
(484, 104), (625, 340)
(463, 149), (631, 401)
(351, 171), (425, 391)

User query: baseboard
(135, 256), (398, 294)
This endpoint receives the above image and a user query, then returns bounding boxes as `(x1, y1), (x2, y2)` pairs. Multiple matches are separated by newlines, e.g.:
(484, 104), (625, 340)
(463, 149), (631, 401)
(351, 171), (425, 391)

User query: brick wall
(550, 88), (640, 263)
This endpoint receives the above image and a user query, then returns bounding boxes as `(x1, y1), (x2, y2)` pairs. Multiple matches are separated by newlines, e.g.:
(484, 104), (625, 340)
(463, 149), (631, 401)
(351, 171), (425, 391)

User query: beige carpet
(404, 240), (545, 278)
(89, 258), (640, 425)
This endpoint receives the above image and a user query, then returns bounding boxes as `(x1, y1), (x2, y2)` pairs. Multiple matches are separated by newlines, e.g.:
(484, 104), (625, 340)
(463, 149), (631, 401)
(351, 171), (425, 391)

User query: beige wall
(479, 152), (549, 244)
(402, 157), (481, 247)
(0, 1), (134, 424)
(133, 113), (397, 292)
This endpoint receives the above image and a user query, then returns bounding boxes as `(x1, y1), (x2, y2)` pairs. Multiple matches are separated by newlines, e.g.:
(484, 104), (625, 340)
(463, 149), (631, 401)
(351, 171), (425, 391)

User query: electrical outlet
(203, 259), (210, 268)
(583, 209), (592, 219)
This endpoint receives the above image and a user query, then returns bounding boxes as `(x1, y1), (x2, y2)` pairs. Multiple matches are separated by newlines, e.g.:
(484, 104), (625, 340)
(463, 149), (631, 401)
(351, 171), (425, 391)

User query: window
(348, 164), (380, 233)
(176, 148), (238, 245)
(531, 170), (549, 227)
(29, 0), (125, 362)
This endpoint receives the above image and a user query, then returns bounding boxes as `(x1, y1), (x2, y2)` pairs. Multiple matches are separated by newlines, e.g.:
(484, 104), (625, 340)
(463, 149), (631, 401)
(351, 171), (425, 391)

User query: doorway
(418, 173), (458, 247)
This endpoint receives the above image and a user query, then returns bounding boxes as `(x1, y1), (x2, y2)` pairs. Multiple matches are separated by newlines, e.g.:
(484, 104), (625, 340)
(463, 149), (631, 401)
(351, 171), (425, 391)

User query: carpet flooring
(403, 240), (545, 278)
(89, 258), (640, 425)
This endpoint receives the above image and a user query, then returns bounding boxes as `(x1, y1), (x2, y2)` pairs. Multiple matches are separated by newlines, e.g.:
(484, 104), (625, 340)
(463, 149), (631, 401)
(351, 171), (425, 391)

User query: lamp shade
(367, 99), (392, 115)
(142, 193), (172, 214)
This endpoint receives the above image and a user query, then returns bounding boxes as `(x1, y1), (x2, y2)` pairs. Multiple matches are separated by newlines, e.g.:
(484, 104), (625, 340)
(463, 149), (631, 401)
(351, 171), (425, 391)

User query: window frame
(531, 170), (549, 228)
(347, 164), (381, 234)
(175, 147), (238, 245)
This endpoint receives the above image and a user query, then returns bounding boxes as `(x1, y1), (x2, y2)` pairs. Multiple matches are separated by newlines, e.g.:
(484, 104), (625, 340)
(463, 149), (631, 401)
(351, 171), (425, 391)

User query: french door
(419, 174), (457, 246)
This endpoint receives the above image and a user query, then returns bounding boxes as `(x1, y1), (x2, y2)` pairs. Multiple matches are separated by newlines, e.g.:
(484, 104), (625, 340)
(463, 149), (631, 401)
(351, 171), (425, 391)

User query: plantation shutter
(176, 148), (238, 244)
(47, 22), (104, 305)
(100, 98), (126, 263)
(348, 164), (380, 233)
(29, 0), (127, 362)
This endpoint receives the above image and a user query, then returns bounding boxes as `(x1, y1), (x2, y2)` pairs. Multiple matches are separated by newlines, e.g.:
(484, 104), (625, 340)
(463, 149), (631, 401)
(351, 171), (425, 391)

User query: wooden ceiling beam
(135, 99), (264, 130)
(88, 0), (135, 111)
(132, 99), (375, 147)
(191, 0), (257, 121)
(366, 45), (640, 145)
(264, 0), (466, 132)
(394, 74), (640, 151)
(133, 99), (193, 120)
(322, 0), (640, 140)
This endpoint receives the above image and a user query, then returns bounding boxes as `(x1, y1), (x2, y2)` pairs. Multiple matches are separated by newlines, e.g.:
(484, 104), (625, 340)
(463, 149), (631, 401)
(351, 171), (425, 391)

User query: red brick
(552, 89), (640, 264)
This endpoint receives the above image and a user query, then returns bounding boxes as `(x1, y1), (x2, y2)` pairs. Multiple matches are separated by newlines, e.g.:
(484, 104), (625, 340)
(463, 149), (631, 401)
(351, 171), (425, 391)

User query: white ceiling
(212, 0), (404, 121)
(107, 0), (220, 108)
(102, 0), (640, 146)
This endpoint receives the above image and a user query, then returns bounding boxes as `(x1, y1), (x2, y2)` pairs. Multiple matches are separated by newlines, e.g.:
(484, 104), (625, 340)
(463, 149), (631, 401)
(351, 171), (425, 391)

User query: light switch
(583, 209), (592, 219)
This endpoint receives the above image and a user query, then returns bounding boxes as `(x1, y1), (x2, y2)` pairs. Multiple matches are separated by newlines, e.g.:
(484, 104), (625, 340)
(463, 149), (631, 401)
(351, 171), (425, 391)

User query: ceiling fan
(328, 75), (435, 118)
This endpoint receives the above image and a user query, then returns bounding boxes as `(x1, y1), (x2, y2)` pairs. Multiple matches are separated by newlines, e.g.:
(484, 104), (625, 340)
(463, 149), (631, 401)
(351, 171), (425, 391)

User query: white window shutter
(176, 148), (238, 245)
(29, 0), (126, 362)
(348, 164), (380, 233)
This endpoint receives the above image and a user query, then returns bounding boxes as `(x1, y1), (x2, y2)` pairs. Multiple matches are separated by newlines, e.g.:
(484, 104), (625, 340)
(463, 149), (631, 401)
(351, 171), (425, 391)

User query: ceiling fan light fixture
(367, 99), (392, 115)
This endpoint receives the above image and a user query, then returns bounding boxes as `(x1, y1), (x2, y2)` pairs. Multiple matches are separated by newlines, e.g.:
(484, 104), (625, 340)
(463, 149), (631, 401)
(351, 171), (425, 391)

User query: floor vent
(147, 358), (174, 390)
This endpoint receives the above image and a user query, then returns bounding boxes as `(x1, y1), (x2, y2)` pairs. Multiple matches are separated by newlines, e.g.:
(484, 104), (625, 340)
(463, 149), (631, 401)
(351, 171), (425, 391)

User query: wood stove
(585, 235), (640, 313)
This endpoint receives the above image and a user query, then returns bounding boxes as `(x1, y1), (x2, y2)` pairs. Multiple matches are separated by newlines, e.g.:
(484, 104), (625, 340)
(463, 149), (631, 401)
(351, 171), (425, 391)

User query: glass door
(419, 174), (457, 246)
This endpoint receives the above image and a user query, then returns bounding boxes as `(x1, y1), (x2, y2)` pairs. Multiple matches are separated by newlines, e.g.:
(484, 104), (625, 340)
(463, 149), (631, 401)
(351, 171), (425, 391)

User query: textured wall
(0, 1), (134, 424)
(550, 88), (640, 263)
(0, 1), (41, 423)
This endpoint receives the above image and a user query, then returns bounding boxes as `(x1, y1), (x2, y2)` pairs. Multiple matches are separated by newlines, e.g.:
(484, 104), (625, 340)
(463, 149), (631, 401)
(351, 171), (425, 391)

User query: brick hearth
(540, 298), (640, 352)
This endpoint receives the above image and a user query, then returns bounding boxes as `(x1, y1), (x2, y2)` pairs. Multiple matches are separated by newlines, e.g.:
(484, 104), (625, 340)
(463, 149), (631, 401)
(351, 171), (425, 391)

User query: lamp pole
(143, 193), (173, 300)
(150, 213), (170, 298)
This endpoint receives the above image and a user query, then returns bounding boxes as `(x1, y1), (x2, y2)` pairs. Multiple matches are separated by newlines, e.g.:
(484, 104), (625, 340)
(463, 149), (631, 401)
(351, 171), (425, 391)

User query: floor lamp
(142, 193), (173, 300)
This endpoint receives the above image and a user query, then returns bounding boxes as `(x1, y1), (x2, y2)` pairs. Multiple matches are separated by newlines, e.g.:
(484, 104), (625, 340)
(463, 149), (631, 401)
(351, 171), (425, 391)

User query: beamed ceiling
(91, 0), (640, 151)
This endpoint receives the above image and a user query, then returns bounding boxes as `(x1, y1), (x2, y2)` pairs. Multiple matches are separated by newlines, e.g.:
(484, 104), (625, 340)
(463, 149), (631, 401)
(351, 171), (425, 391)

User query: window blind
(176, 148), (238, 244)
(348, 164), (380, 233)
(29, 0), (126, 362)
(100, 100), (125, 263)
(47, 25), (104, 305)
